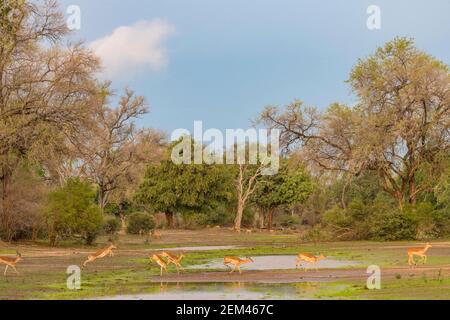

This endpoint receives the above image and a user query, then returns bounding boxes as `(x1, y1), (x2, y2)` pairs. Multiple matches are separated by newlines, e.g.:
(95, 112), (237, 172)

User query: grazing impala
(0, 251), (22, 276)
(223, 256), (254, 274)
(296, 253), (326, 271)
(82, 244), (117, 268)
(408, 243), (432, 267)
(152, 254), (168, 276)
(160, 251), (185, 274)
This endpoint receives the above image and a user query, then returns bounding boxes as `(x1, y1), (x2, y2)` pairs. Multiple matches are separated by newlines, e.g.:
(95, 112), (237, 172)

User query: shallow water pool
(190, 255), (360, 271)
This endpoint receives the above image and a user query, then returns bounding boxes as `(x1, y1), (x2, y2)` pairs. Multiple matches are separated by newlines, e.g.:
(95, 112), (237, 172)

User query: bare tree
(0, 0), (100, 238)
(259, 38), (450, 209)
(233, 163), (263, 231)
(76, 89), (163, 211)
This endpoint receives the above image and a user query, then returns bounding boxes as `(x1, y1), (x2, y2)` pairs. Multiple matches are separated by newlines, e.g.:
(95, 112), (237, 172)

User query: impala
(296, 253), (326, 271)
(82, 244), (117, 268)
(223, 256), (254, 274)
(160, 251), (185, 274)
(408, 243), (432, 267)
(152, 254), (168, 276)
(0, 251), (22, 276)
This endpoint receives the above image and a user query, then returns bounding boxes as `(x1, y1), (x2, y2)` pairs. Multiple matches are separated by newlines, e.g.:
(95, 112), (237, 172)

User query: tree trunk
(119, 214), (127, 235)
(267, 209), (274, 230)
(258, 208), (265, 229)
(409, 179), (417, 205)
(98, 187), (108, 212)
(166, 212), (174, 229)
(234, 201), (244, 231)
(0, 169), (11, 242)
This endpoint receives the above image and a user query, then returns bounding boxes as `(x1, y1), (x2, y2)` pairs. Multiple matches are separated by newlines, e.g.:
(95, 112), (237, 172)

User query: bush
(321, 198), (419, 241)
(300, 225), (334, 243)
(182, 206), (233, 229)
(45, 178), (103, 245)
(127, 212), (155, 235)
(103, 217), (121, 235)
(368, 209), (417, 241)
(278, 214), (301, 228)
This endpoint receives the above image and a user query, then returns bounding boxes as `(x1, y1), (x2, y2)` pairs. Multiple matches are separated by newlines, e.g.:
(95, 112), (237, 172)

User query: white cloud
(89, 19), (175, 79)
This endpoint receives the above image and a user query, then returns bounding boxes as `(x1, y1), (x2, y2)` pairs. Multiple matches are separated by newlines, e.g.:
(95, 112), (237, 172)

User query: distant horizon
(59, 0), (450, 134)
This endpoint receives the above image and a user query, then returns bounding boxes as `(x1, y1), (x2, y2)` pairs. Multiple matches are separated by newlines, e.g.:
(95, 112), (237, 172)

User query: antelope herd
(0, 242), (437, 277)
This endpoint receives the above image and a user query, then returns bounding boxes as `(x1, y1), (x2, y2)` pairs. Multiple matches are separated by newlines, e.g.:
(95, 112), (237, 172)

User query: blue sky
(59, 0), (450, 134)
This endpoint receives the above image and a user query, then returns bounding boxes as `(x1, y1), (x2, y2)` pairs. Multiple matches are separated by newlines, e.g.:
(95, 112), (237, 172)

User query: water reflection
(190, 255), (360, 271)
(100, 282), (324, 300)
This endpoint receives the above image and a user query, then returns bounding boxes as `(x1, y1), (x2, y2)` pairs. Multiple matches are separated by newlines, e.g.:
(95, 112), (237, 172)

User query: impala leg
(82, 258), (92, 268)
(238, 266), (242, 275)
(230, 265), (236, 274)
(4, 265), (8, 276)
(409, 255), (415, 267)
(422, 255), (427, 264)
(12, 266), (19, 275)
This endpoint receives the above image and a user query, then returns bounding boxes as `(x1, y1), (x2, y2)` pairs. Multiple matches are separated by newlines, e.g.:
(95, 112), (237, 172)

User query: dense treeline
(0, 1), (448, 245)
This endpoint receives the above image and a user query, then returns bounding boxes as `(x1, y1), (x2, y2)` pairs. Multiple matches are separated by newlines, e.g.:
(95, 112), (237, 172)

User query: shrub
(278, 214), (301, 228)
(45, 178), (103, 245)
(127, 212), (155, 235)
(182, 206), (233, 229)
(300, 225), (334, 243)
(103, 217), (121, 235)
(368, 209), (417, 241)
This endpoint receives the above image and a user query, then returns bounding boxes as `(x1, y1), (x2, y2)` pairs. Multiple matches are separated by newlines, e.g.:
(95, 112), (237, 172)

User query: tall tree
(253, 160), (314, 229)
(135, 143), (233, 228)
(259, 38), (450, 209)
(76, 89), (154, 211)
(348, 38), (449, 207)
(0, 0), (99, 238)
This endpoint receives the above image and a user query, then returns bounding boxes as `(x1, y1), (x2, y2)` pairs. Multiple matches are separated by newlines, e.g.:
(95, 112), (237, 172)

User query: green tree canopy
(45, 178), (103, 245)
(253, 160), (314, 229)
(135, 143), (234, 228)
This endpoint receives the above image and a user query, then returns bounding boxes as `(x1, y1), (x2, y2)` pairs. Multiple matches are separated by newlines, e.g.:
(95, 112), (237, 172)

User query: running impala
(152, 254), (168, 276)
(408, 243), (432, 267)
(82, 244), (117, 268)
(0, 251), (22, 276)
(160, 251), (185, 274)
(296, 253), (326, 271)
(223, 256), (254, 274)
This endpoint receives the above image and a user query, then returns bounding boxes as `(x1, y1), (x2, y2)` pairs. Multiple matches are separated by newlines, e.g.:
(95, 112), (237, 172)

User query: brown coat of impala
(408, 243), (432, 267)
(223, 256), (254, 274)
(0, 251), (22, 276)
(151, 254), (168, 276)
(296, 253), (326, 271)
(82, 244), (117, 268)
(160, 251), (185, 274)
